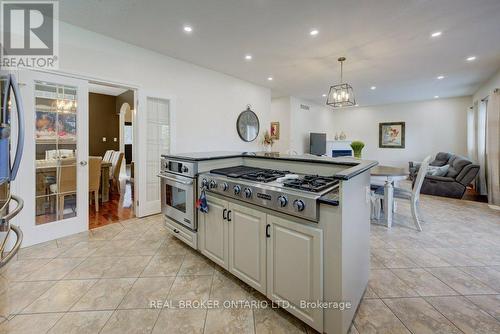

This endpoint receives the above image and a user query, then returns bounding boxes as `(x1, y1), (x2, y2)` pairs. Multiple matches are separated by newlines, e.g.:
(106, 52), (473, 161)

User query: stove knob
(201, 178), (208, 188)
(181, 166), (189, 173)
(293, 199), (305, 212)
(209, 180), (217, 189)
(277, 196), (288, 207)
(222, 182), (229, 191)
(233, 185), (241, 195)
(244, 188), (252, 198)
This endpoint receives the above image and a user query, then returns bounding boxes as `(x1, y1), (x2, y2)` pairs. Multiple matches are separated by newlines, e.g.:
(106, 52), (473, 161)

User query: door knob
(80, 161), (88, 166)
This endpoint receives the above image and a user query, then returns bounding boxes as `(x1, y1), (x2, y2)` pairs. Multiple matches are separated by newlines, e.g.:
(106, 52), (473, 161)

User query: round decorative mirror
(236, 105), (260, 142)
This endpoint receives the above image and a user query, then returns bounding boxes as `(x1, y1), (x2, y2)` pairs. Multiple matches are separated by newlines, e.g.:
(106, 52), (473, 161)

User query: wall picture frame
(379, 122), (405, 148)
(270, 121), (280, 139)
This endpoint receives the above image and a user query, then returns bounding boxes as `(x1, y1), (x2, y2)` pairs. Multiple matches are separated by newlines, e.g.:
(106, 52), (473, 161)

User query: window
(124, 122), (133, 145)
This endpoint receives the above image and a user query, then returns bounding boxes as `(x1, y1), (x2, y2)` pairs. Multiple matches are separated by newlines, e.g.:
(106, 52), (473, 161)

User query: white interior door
(12, 70), (88, 246)
(136, 95), (170, 217)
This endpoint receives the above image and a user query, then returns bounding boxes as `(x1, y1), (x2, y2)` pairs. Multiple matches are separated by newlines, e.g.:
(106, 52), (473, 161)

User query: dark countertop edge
(161, 153), (379, 180)
(333, 160), (379, 180)
(317, 197), (340, 206)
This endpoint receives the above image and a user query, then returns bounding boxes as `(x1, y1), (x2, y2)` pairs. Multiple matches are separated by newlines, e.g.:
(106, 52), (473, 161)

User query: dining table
(370, 165), (409, 228)
(36, 160), (113, 205)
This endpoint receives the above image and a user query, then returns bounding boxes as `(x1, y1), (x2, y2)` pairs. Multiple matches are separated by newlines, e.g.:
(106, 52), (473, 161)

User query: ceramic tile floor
(1, 192), (499, 334)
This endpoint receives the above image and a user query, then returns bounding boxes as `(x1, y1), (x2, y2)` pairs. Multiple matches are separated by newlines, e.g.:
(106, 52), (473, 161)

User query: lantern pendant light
(326, 57), (356, 108)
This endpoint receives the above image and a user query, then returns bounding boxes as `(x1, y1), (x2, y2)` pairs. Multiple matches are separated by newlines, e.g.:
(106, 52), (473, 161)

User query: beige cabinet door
(228, 202), (267, 294)
(199, 195), (228, 268)
(267, 214), (323, 332)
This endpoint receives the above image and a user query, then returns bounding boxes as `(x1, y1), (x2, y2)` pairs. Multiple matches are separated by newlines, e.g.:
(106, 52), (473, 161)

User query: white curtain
(486, 89), (500, 206)
(467, 101), (487, 195)
(477, 101), (488, 195)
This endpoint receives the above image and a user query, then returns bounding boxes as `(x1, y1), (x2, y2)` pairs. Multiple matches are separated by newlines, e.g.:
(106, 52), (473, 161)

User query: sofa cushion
(446, 156), (472, 178)
(430, 152), (452, 167)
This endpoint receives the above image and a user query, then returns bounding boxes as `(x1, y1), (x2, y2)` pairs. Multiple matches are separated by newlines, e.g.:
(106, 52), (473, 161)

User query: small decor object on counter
(236, 105), (260, 142)
(262, 130), (274, 152)
(334, 133), (339, 140)
(350, 140), (365, 158)
(339, 131), (347, 140)
(270, 121), (280, 139)
(379, 122), (405, 148)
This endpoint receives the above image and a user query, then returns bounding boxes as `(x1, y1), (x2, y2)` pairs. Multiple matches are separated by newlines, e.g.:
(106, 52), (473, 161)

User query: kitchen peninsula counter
(162, 151), (377, 180)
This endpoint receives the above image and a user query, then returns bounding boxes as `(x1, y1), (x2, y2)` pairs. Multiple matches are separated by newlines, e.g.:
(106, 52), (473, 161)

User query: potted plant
(262, 130), (274, 152)
(350, 140), (365, 158)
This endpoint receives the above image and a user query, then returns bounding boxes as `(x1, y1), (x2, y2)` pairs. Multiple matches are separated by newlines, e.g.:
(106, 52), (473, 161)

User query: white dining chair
(103, 150), (114, 163)
(372, 156), (432, 231)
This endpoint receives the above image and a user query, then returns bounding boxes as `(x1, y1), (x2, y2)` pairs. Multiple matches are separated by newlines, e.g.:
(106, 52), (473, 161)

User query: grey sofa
(409, 152), (479, 199)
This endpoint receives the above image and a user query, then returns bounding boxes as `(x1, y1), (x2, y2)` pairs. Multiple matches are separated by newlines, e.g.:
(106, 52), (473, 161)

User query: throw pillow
(426, 165), (449, 176)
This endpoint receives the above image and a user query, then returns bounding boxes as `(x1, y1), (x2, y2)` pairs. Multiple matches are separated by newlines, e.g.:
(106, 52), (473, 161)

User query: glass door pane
(35, 81), (78, 224)
(146, 97), (169, 202)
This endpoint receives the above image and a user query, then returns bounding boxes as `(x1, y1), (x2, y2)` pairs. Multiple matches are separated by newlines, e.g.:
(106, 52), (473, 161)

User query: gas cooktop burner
(283, 175), (337, 192)
(210, 166), (289, 182)
(241, 169), (290, 183)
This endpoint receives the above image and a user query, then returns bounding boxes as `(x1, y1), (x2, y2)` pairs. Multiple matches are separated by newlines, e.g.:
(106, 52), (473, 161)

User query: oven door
(159, 173), (196, 230)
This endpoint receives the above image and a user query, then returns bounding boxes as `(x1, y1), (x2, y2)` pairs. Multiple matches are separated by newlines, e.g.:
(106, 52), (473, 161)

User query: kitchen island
(159, 151), (377, 334)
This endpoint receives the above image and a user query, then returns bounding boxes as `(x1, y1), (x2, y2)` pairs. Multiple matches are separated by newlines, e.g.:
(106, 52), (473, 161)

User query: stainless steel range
(200, 165), (339, 222)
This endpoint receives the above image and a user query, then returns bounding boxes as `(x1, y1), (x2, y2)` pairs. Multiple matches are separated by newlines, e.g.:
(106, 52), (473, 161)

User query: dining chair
(103, 150), (114, 163)
(110, 152), (124, 193)
(88, 156), (102, 212)
(372, 156), (432, 231)
(49, 158), (77, 220)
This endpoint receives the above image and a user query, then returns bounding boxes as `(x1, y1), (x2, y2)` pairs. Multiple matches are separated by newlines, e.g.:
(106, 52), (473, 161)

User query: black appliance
(309, 133), (326, 156)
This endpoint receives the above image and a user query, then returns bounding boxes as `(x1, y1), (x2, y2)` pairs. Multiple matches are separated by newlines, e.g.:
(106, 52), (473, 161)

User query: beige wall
(274, 96), (472, 169)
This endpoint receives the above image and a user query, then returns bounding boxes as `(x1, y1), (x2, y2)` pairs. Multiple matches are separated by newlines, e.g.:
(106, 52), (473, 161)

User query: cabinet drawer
(164, 217), (197, 250)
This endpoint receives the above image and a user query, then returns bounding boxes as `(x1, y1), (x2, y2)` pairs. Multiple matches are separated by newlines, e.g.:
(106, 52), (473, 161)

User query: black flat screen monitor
(310, 133), (326, 156)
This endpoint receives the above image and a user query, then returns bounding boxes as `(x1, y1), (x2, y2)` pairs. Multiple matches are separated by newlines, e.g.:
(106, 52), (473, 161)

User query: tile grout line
(454, 266), (500, 293)
(378, 298), (415, 334)
(463, 295), (500, 322)
(422, 296), (469, 334)
(202, 271), (216, 334)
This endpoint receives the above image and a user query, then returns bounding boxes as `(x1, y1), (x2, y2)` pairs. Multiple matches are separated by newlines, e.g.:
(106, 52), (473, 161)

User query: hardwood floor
(89, 178), (135, 229)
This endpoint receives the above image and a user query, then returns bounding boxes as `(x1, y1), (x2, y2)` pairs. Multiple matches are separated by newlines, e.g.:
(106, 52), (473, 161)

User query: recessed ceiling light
(244, 54), (252, 61)
(431, 31), (442, 37)
(267, 77), (273, 81)
(437, 75), (445, 80)
(466, 56), (476, 62)
(370, 86), (376, 90)
(434, 95), (439, 99)
(310, 29), (319, 36)
(322, 94), (327, 97)
(183, 25), (193, 33)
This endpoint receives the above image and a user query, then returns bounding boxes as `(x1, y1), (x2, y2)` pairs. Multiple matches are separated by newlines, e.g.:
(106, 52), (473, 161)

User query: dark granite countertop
(162, 151), (378, 180)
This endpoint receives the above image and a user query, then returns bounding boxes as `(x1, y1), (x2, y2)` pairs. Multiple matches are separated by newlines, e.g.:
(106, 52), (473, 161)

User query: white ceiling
(60, 0), (500, 106)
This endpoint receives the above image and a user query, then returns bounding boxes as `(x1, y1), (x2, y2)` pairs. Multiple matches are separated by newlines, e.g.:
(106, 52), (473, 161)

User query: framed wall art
(379, 122), (405, 148)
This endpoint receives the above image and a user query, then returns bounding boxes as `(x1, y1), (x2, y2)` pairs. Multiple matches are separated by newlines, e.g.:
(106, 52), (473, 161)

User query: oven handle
(157, 174), (194, 185)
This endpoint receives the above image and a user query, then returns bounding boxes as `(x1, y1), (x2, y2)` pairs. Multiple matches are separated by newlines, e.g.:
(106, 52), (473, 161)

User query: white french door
(13, 70), (88, 246)
(136, 95), (170, 217)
